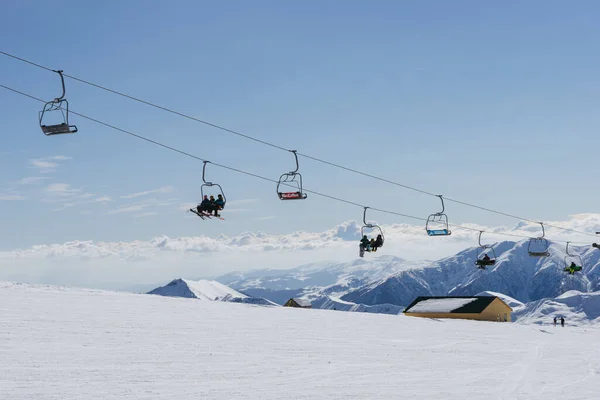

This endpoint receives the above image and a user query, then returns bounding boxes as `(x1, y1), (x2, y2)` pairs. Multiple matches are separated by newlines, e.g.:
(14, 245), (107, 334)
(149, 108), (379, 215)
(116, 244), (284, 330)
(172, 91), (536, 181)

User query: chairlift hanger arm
(53, 70), (66, 102)
(288, 149), (299, 174)
(538, 222), (546, 239)
(363, 206), (373, 227)
(202, 161), (212, 185)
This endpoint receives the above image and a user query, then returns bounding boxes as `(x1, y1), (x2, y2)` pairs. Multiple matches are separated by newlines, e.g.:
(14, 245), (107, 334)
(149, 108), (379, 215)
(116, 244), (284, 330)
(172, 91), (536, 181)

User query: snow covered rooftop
(291, 298), (312, 307)
(404, 296), (500, 314)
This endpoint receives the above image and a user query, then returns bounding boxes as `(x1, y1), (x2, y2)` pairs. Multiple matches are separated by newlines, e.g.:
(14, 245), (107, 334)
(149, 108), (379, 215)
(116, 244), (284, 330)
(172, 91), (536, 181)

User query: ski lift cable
(0, 50), (596, 239)
(0, 82), (594, 247)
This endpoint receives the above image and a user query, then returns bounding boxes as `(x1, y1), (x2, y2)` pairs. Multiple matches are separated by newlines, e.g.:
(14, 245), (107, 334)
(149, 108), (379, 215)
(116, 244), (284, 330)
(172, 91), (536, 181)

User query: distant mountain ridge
(210, 239), (600, 324)
(340, 240), (600, 307)
(147, 278), (277, 306)
(216, 255), (423, 305)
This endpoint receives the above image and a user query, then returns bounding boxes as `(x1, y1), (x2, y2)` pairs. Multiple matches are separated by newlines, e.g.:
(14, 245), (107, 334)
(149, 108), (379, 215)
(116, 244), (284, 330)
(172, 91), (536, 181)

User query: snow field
(1, 281), (599, 400)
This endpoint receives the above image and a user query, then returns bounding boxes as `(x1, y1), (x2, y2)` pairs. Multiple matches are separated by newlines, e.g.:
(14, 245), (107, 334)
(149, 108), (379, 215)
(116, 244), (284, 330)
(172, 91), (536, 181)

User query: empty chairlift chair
(527, 222), (550, 257)
(426, 195), (451, 236)
(276, 150), (307, 200)
(39, 70), (78, 136)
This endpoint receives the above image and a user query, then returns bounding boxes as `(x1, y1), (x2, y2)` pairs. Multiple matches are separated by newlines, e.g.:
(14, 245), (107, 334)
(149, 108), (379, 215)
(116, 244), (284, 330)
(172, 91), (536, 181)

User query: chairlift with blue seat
(426, 195), (451, 236)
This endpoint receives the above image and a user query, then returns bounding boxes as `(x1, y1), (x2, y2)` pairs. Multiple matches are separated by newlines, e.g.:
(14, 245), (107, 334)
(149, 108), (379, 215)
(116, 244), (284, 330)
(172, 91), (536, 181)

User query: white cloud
(29, 156), (71, 173)
(1, 214), (599, 292)
(121, 186), (173, 199)
(106, 205), (148, 215)
(19, 176), (49, 185)
(0, 193), (26, 201)
(96, 197), (112, 203)
(255, 216), (276, 221)
(46, 183), (81, 196)
(135, 212), (158, 218)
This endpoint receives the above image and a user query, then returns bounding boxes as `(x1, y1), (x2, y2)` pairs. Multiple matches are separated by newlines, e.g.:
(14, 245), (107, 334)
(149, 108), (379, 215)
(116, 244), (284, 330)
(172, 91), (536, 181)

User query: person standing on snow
(560, 316), (565, 327)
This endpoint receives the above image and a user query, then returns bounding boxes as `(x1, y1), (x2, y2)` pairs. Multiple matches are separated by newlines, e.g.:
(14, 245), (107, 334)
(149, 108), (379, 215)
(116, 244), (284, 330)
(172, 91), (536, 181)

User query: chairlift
(475, 231), (496, 269)
(38, 70), (78, 136)
(563, 242), (583, 275)
(426, 195), (451, 236)
(359, 207), (384, 257)
(527, 222), (549, 257)
(189, 161), (226, 220)
(277, 150), (307, 200)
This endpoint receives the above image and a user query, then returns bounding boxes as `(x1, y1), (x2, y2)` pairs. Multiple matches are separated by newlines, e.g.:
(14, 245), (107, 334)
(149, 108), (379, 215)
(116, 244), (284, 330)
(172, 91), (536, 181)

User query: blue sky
(2, 0), (600, 252)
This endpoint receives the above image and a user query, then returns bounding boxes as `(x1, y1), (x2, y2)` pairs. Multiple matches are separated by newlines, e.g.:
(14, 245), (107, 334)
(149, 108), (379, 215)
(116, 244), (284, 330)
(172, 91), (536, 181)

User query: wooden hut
(283, 298), (312, 309)
(403, 296), (512, 322)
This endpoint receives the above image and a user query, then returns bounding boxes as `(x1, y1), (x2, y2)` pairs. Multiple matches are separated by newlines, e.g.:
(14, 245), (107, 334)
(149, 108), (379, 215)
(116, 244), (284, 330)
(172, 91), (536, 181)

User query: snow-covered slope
(147, 278), (277, 306)
(2, 281), (599, 400)
(513, 290), (600, 325)
(342, 240), (600, 307)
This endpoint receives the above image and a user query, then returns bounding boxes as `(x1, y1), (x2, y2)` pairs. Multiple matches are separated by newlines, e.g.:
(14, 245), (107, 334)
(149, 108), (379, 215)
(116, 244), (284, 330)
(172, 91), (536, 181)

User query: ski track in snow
(1, 282), (599, 400)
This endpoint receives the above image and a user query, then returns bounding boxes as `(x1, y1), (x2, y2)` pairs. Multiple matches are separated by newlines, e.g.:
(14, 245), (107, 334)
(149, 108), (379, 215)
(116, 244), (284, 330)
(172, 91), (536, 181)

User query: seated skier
(208, 195), (217, 215)
(370, 238), (377, 251)
(360, 235), (371, 252)
(214, 194), (225, 216)
(374, 234), (383, 249)
(564, 262), (582, 274)
(197, 195), (211, 214)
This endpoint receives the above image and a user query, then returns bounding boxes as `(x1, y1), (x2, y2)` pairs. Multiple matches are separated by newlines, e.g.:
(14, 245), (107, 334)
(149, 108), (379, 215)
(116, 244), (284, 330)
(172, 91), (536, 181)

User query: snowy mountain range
(146, 239), (600, 324)
(216, 255), (423, 304)
(340, 239), (600, 307)
(210, 239), (600, 323)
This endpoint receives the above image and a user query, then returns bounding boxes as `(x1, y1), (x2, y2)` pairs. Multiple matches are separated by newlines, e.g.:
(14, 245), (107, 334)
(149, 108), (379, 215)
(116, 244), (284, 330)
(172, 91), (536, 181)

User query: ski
(189, 209), (224, 220)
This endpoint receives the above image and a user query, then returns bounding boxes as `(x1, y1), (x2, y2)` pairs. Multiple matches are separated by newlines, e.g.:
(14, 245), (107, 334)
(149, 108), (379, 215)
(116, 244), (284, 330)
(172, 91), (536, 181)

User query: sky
(1, 1), (600, 288)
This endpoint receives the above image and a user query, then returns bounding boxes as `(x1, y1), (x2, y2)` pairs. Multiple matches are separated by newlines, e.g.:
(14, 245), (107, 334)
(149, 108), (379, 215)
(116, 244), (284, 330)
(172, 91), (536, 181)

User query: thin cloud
(106, 205), (149, 215)
(121, 186), (173, 199)
(19, 176), (49, 185)
(255, 216), (276, 221)
(0, 193), (26, 201)
(29, 156), (71, 173)
(135, 212), (158, 218)
(45, 183), (81, 196)
(96, 197), (112, 202)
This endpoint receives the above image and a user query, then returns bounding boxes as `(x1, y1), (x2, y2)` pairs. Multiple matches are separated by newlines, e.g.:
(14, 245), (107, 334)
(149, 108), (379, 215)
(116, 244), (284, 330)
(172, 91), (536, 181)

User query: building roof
(404, 296), (511, 314)
(290, 298), (312, 307)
